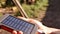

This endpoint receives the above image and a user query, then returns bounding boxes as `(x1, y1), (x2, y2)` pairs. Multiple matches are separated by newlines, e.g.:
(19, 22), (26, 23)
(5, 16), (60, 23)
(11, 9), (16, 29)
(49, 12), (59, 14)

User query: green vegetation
(21, 0), (48, 18)
(0, 13), (3, 17)
(0, 0), (6, 7)
(0, 0), (48, 19)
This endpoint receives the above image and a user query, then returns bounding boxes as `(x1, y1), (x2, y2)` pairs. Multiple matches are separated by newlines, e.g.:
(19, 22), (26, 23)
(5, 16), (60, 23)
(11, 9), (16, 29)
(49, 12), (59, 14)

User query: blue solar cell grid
(1, 15), (35, 34)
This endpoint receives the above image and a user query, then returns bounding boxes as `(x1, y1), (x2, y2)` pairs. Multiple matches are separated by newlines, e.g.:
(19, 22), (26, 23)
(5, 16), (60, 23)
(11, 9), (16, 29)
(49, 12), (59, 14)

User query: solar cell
(13, 20), (19, 28)
(2, 16), (10, 24)
(0, 14), (38, 34)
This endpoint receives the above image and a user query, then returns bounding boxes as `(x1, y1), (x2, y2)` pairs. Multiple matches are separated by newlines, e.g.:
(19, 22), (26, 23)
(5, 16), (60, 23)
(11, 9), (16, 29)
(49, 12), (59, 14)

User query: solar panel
(0, 14), (38, 34)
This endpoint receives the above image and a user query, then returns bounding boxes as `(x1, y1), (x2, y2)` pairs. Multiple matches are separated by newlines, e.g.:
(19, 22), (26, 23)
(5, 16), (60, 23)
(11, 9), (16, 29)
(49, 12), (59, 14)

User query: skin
(12, 17), (42, 34)
(1, 17), (60, 34)
(12, 31), (23, 34)
(16, 17), (60, 34)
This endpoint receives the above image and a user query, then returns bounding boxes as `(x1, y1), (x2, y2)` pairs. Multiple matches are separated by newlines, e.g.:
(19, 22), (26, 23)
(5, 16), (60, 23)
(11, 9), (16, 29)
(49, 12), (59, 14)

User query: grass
(21, 0), (48, 18)
(0, 0), (48, 19)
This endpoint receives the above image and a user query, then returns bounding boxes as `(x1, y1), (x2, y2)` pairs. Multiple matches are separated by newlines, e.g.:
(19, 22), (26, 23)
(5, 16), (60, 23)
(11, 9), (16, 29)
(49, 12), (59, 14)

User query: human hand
(12, 30), (23, 34)
(0, 17), (43, 34)
(0, 29), (23, 34)
(12, 17), (42, 34)
(17, 17), (45, 34)
(17, 17), (60, 34)
(17, 17), (44, 29)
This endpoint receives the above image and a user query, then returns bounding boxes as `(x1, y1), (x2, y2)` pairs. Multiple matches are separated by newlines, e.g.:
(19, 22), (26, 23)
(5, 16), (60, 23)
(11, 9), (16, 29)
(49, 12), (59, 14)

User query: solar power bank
(0, 14), (38, 34)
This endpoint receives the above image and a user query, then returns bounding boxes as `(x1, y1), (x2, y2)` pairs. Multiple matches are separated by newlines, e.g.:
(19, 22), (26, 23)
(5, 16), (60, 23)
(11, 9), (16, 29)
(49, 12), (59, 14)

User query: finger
(12, 31), (17, 34)
(0, 30), (2, 34)
(17, 31), (23, 34)
(0, 30), (2, 33)
(26, 19), (36, 24)
(27, 19), (43, 26)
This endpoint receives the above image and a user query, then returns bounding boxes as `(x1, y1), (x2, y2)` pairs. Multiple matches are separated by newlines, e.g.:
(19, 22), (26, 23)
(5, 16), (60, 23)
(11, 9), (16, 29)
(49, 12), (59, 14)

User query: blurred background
(0, 0), (48, 21)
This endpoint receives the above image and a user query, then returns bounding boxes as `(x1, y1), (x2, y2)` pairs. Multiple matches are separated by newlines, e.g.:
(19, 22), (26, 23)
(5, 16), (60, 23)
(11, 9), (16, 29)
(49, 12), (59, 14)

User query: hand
(0, 30), (23, 34)
(17, 17), (44, 29)
(12, 30), (23, 34)
(11, 16), (44, 34)
(17, 17), (45, 34)
(17, 17), (60, 34)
